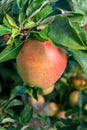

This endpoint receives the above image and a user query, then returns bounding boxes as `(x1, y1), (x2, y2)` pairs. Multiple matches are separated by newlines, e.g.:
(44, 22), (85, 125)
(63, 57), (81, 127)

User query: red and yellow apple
(16, 39), (67, 90)
(56, 110), (72, 119)
(72, 77), (87, 90)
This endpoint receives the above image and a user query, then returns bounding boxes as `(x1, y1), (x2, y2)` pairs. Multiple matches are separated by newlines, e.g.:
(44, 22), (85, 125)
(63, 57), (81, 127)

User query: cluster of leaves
(0, 0), (87, 130)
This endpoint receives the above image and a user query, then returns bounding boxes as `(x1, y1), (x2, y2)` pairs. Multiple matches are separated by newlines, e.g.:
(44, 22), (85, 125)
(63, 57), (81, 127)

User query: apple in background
(29, 94), (45, 111)
(3, 34), (10, 40)
(29, 94), (51, 116)
(69, 91), (79, 106)
(84, 24), (87, 32)
(56, 110), (72, 119)
(72, 77), (87, 90)
(30, 94), (45, 106)
(84, 104), (87, 111)
(16, 39), (67, 90)
(42, 85), (54, 95)
(48, 102), (59, 117)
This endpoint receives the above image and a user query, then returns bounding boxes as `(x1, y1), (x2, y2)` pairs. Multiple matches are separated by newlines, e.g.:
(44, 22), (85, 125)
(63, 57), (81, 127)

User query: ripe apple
(16, 39), (67, 89)
(56, 110), (72, 119)
(48, 102), (59, 117)
(72, 77), (87, 90)
(69, 91), (79, 106)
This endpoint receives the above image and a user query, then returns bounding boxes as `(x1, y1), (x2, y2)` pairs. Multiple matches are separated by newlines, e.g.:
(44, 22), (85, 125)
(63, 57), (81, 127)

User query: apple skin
(72, 77), (87, 90)
(69, 91), (79, 106)
(29, 94), (45, 109)
(56, 110), (72, 119)
(16, 39), (67, 89)
(42, 85), (54, 95)
(3, 34), (10, 40)
(48, 102), (59, 117)
(84, 24), (87, 32)
(30, 94), (45, 106)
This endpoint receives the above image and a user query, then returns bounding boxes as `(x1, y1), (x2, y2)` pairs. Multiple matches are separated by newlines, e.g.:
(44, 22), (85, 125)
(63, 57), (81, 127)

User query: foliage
(0, 0), (87, 129)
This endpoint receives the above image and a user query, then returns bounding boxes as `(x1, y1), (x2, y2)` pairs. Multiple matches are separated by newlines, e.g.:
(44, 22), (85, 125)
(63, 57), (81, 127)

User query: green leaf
(71, 22), (87, 45)
(20, 106), (33, 124)
(0, 0), (14, 15)
(0, 25), (11, 36)
(47, 16), (86, 50)
(18, 12), (25, 24)
(3, 17), (12, 28)
(11, 28), (20, 38)
(27, 86), (39, 100)
(36, 5), (53, 21)
(72, 0), (87, 15)
(23, 20), (36, 29)
(1, 117), (15, 124)
(26, 0), (57, 17)
(17, 0), (28, 9)
(5, 108), (14, 117)
(39, 27), (50, 40)
(69, 13), (83, 23)
(0, 40), (23, 63)
(71, 0), (87, 25)
(10, 85), (27, 99)
(5, 14), (17, 28)
(21, 0), (28, 8)
(7, 28), (20, 45)
(71, 49), (87, 78)
(6, 36), (14, 45)
(6, 99), (23, 109)
(26, 0), (45, 16)
(17, 0), (22, 8)
(21, 126), (33, 130)
(17, 0), (28, 23)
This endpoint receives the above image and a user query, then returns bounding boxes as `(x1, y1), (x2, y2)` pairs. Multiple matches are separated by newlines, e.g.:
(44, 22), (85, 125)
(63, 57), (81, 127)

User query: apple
(16, 39), (67, 89)
(69, 91), (79, 106)
(29, 94), (45, 111)
(84, 104), (87, 111)
(42, 85), (54, 95)
(84, 24), (87, 32)
(3, 34), (10, 40)
(56, 110), (72, 119)
(72, 77), (87, 90)
(30, 94), (45, 106)
(72, 78), (82, 87)
(48, 102), (59, 117)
